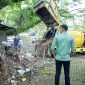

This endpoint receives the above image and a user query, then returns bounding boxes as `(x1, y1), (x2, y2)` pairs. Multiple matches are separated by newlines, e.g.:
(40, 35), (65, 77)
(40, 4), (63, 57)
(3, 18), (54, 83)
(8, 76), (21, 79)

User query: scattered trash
(18, 70), (25, 76)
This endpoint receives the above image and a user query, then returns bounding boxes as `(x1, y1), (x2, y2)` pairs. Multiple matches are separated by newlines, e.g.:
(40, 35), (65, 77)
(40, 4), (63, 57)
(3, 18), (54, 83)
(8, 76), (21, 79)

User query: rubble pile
(0, 44), (31, 85)
(35, 38), (52, 58)
(0, 43), (52, 85)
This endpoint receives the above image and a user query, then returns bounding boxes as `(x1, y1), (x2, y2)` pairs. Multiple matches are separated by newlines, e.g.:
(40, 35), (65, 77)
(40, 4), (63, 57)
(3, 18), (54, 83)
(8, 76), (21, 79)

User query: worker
(14, 35), (20, 52)
(50, 24), (75, 85)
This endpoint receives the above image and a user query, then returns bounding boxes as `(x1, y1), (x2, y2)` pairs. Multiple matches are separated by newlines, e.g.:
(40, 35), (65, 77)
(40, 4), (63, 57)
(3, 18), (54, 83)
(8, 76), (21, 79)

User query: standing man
(51, 24), (75, 85)
(14, 35), (20, 52)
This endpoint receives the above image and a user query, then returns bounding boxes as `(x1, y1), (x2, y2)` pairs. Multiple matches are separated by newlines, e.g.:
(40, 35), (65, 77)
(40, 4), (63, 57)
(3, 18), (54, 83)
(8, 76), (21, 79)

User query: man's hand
(70, 51), (76, 57)
(50, 50), (55, 58)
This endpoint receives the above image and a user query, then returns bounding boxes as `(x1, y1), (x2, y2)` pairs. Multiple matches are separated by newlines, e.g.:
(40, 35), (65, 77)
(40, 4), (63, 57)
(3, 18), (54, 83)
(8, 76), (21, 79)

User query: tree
(0, 0), (40, 34)
(0, 0), (24, 9)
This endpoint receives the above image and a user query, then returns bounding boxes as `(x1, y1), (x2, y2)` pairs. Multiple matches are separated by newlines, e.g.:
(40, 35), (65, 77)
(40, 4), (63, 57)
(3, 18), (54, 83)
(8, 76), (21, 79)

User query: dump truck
(68, 30), (85, 52)
(34, 0), (85, 53)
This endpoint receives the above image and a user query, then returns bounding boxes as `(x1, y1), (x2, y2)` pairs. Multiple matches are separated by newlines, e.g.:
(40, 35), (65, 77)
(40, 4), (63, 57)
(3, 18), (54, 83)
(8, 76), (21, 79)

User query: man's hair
(60, 24), (68, 31)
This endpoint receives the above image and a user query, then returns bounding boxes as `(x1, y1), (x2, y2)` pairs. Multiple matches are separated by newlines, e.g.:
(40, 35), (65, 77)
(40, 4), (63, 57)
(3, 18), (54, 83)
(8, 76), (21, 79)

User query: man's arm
(50, 34), (57, 57)
(51, 34), (57, 50)
(70, 38), (76, 57)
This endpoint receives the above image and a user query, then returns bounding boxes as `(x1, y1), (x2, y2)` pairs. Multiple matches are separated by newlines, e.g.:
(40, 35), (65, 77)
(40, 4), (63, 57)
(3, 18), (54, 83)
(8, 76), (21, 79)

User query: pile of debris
(35, 27), (56, 58)
(0, 42), (50, 85)
(0, 43), (35, 85)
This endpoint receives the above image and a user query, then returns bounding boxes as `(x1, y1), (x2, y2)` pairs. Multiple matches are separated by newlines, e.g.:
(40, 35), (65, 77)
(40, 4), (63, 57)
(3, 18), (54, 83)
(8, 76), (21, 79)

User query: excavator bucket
(34, 0), (60, 27)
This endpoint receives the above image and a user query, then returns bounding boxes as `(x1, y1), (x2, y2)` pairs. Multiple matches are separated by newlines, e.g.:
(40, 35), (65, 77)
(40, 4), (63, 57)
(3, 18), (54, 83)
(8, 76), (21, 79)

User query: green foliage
(0, 0), (24, 9)
(72, 0), (80, 2)
(32, 0), (39, 5)
(0, 0), (12, 7)
(0, 1), (40, 34)
(59, 9), (74, 18)
(58, 0), (85, 32)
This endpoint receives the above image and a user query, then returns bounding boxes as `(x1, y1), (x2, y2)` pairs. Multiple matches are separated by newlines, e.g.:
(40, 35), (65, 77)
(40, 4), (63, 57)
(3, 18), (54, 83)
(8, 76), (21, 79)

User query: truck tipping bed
(34, 0), (60, 27)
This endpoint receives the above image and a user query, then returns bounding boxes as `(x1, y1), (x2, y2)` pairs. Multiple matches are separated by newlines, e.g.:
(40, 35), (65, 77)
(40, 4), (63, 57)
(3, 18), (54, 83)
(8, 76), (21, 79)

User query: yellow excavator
(34, 0), (85, 53)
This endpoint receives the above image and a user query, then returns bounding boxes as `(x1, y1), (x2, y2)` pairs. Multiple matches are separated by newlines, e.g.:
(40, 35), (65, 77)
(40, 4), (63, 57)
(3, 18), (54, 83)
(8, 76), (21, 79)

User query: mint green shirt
(51, 32), (75, 61)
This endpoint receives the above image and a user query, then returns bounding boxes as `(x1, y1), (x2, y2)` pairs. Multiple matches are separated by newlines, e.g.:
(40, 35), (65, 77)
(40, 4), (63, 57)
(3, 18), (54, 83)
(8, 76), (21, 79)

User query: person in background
(51, 24), (75, 85)
(14, 35), (20, 52)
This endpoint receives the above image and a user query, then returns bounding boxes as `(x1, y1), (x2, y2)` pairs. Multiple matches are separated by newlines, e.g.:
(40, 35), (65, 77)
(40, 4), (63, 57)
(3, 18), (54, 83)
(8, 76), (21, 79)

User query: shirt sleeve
(71, 37), (75, 52)
(51, 34), (57, 50)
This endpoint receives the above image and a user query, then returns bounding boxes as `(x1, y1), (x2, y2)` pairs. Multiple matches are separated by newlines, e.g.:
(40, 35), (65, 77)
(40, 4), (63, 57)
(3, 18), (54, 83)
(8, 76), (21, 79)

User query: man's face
(59, 26), (64, 33)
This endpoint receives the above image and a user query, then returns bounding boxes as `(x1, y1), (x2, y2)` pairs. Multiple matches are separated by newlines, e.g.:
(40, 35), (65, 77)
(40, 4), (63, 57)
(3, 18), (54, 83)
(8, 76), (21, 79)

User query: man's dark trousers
(55, 60), (70, 85)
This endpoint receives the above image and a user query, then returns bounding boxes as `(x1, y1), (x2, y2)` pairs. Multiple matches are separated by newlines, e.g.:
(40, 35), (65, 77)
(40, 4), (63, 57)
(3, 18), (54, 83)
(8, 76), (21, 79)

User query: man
(14, 35), (20, 52)
(51, 24), (75, 85)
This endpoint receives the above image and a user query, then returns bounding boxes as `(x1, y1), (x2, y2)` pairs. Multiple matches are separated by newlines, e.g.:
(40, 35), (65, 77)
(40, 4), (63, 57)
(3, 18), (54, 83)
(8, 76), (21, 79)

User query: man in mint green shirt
(51, 24), (75, 85)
